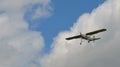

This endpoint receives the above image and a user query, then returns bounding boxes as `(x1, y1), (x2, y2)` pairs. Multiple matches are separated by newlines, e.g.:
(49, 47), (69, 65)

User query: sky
(0, 0), (120, 67)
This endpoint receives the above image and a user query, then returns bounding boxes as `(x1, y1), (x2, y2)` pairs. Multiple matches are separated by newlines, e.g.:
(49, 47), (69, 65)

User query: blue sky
(27, 0), (105, 52)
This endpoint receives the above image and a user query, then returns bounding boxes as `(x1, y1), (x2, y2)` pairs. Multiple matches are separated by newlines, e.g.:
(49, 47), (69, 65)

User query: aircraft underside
(66, 28), (107, 45)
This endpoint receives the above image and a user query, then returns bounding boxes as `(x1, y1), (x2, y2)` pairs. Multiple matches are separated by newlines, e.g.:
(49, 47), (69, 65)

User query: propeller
(93, 36), (95, 38)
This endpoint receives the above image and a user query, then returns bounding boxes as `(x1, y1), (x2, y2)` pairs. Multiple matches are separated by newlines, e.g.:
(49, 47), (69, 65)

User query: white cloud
(41, 0), (120, 67)
(0, 0), (51, 67)
(0, 0), (52, 20)
(32, 5), (52, 19)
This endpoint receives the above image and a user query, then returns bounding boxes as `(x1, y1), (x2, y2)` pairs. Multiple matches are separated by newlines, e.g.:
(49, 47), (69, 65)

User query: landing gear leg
(88, 40), (90, 43)
(80, 42), (82, 45)
(80, 39), (82, 45)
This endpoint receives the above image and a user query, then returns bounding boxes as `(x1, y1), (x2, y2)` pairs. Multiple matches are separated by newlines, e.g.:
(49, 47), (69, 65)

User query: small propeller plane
(66, 29), (107, 45)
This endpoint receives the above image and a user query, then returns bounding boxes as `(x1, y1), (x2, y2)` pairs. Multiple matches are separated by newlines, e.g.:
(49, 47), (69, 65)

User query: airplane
(66, 29), (107, 45)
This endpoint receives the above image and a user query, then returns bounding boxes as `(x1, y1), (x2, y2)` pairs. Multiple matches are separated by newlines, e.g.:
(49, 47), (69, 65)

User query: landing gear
(80, 39), (82, 45)
(88, 40), (90, 43)
(80, 42), (82, 45)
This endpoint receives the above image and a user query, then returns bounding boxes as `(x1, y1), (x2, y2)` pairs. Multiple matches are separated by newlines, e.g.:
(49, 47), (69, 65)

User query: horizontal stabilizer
(94, 38), (101, 40)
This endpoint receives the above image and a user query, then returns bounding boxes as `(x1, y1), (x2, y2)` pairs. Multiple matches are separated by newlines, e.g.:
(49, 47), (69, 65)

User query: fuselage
(80, 34), (95, 41)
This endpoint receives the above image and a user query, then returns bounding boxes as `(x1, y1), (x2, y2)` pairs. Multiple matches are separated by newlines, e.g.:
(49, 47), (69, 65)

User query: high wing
(86, 29), (107, 35)
(66, 35), (82, 40)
